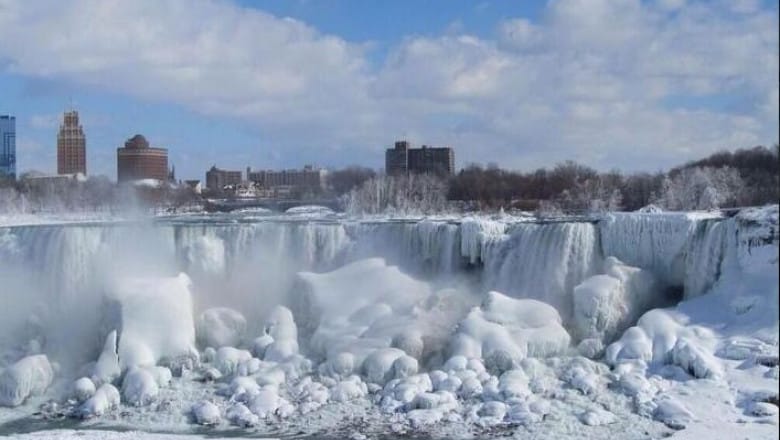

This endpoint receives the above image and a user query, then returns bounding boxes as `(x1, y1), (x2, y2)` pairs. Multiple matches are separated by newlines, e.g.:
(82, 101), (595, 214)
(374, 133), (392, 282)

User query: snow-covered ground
(0, 206), (777, 439)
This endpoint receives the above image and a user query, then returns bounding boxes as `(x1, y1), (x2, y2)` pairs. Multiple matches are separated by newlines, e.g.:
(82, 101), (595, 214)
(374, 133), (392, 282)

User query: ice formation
(0, 206), (776, 438)
(105, 273), (198, 370)
(0, 354), (54, 407)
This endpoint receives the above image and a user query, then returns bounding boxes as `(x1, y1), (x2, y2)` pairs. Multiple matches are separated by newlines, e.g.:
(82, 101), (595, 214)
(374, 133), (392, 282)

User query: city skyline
(0, 0), (777, 181)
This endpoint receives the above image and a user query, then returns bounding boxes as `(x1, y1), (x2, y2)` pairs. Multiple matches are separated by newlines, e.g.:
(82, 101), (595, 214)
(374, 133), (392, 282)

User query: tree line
(339, 144), (779, 214)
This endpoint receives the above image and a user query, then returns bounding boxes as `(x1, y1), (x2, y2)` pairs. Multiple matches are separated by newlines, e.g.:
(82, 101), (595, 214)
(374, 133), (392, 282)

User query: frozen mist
(0, 206), (777, 439)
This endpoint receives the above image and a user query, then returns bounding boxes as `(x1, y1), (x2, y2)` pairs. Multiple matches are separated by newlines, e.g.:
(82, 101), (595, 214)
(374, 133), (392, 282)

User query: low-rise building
(246, 165), (326, 192)
(205, 166), (242, 192)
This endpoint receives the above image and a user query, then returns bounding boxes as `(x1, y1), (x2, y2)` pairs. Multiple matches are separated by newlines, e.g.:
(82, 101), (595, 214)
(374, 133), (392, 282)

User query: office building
(206, 166), (242, 191)
(0, 115), (16, 180)
(57, 110), (87, 175)
(385, 141), (454, 176)
(117, 134), (169, 182)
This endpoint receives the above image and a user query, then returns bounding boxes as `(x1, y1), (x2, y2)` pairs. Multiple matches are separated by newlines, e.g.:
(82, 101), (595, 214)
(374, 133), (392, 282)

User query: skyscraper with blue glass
(0, 115), (16, 180)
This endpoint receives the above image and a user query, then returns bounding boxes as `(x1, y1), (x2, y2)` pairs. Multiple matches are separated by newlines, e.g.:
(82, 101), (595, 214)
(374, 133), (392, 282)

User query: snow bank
(106, 273), (198, 370)
(0, 354), (54, 407)
(449, 291), (570, 369)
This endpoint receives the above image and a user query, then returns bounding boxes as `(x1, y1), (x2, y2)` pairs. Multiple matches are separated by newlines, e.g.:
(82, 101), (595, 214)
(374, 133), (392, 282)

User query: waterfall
(481, 221), (601, 320)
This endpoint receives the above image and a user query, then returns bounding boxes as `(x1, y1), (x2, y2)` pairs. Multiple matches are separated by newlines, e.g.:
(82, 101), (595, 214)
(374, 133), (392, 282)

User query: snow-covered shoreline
(0, 206), (777, 439)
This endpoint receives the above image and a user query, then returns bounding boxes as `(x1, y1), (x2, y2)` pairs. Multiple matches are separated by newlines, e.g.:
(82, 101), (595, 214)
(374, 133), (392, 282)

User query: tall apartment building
(57, 110), (87, 175)
(205, 166), (243, 191)
(117, 134), (169, 182)
(0, 115), (16, 180)
(246, 165), (326, 190)
(385, 140), (455, 176)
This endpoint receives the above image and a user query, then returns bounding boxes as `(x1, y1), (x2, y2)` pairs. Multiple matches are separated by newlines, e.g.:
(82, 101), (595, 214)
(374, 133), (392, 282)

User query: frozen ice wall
(0, 211), (744, 372)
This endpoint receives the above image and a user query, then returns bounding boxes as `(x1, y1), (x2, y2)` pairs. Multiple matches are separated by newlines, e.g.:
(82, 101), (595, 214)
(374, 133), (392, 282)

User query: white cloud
(0, 0), (776, 173)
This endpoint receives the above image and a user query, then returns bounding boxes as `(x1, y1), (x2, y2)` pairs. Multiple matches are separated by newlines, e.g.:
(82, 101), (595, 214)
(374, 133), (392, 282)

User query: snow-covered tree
(345, 174), (449, 215)
(655, 166), (744, 210)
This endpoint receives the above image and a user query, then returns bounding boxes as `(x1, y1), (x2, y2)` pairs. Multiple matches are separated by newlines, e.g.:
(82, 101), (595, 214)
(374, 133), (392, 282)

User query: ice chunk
(121, 367), (159, 406)
(449, 291), (570, 366)
(192, 400), (221, 425)
(225, 376), (261, 401)
(248, 387), (288, 418)
(226, 403), (259, 427)
(580, 408), (617, 426)
(214, 347), (253, 376)
(0, 354), (54, 407)
(330, 376), (368, 402)
(670, 337), (722, 379)
(106, 273), (197, 370)
(319, 352), (355, 379)
(72, 377), (96, 403)
(196, 308), (247, 349)
(362, 348), (406, 384)
(392, 355), (419, 380)
(251, 334), (274, 359)
(653, 395), (694, 430)
(79, 383), (120, 418)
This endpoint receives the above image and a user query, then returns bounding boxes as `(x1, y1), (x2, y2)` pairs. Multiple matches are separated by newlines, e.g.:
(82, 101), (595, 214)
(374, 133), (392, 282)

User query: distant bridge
(203, 197), (342, 213)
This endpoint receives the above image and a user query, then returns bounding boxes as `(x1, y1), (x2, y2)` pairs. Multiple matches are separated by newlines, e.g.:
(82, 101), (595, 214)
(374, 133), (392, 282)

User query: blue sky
(0, 0), (777, 181)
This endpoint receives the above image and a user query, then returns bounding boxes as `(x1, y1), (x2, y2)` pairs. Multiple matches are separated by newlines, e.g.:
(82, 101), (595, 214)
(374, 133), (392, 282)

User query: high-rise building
(117, 134), (169, 182)
(57, 110), (87, 175)
(205, 166), (243, 191)
(385, 140), (410, 175)
(385, 140), (454, 176)
(0, 115), (16, 180)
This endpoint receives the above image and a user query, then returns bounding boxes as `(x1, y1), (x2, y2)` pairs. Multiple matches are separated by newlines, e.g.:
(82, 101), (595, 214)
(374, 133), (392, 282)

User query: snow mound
(196, 308), (247, 349)
(291, 258), (435, 366)
(106, 273), (198, 370)
(262, 306), (299, 362)
(0, 354), (54, 407)
(191, 400), (221, 425)
(79, 383), (120, 418)
(449, 291), (570, 369)
(72, 377), (96, 403)
(573, 257), (659, 347)
(121, 367), (160, 406)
